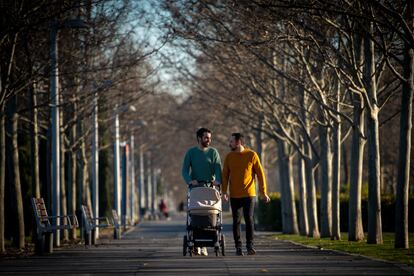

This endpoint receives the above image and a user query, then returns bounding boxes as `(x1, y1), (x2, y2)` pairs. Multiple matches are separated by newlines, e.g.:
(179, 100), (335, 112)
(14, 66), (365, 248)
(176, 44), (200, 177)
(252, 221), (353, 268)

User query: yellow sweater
(222, 148), (267, 198)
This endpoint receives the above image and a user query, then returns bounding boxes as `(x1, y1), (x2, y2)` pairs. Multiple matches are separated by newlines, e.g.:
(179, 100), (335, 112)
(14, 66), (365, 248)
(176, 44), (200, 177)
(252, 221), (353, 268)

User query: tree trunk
(68, 94), (78, 240)
(297, 154), (309, 236)
(76, 112), (84, 239)
(364, 23), (383, 244)
(277, 140), (299, 234)
(331, 84), (341, 240)
(319, 122), (332, 238)
(0, 104), (5, 253)
(342, 143), (348, 187)
(30, 79), (40, 198)
(348, 97), (366, 242)
(302, 92), (320, 239)
(146, 151), (152, 212)
(81, 137), (91, 210)
(256, 117), (265, 196)
(395, 1), (413, 249)
(277, 140), (287, 233)
(70, 149), (77, 240)
(12, 113), (25, 249)
(348, 29), (365, 242)
(139, 145), (145, 213)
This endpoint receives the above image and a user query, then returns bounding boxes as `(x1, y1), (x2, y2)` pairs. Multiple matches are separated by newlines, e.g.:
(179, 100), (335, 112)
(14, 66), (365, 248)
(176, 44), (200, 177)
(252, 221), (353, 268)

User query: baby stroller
(183, 182), (225, 256)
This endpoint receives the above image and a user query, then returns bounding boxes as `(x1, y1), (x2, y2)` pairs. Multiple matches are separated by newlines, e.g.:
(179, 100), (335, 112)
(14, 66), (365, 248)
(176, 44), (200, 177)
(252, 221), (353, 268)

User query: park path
(0, 213), (412, 275)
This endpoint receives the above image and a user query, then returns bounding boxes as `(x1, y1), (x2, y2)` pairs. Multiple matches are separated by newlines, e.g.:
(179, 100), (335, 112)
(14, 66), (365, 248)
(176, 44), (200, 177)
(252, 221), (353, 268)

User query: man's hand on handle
(189, 180), (198, 186)
(222, 193), (229, 201)
(261, 193), (271, 203)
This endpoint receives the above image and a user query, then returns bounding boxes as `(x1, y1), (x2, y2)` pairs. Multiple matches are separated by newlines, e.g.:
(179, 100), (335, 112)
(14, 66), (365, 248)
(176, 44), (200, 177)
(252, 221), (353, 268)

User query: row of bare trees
(0, 0), (181, 253)
(161, 0), (413, 248)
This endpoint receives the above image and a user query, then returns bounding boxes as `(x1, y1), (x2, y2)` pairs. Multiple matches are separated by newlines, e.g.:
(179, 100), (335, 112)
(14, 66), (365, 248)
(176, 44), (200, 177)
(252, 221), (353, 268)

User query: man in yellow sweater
(222, 133), (270, 256)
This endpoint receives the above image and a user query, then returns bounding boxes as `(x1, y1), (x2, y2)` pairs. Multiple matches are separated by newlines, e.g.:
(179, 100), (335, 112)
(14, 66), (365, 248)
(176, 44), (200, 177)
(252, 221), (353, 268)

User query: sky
(124, 0), (194, 97)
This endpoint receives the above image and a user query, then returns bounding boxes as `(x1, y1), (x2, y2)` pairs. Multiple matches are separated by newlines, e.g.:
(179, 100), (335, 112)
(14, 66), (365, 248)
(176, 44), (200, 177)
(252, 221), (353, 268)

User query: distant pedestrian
(222, 133), (270, 256)
(178, 201), (185, 212)
(159, 199), (169, 219)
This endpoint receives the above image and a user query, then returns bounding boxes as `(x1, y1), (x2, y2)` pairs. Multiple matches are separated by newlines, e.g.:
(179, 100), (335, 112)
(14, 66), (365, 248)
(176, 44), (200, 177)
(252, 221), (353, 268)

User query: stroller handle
(188, 181), (221, 193)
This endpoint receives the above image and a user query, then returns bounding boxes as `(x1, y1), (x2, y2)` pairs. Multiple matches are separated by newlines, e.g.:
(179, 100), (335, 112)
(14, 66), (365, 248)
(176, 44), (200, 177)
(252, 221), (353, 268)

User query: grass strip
(273, 232), (414, 267)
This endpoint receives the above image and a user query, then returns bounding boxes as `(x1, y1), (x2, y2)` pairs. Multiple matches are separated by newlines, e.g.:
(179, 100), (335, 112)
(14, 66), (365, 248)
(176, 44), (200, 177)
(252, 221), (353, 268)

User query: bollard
(114, 228), (121, 239)
(92, 229), (97, 245)
(84, 229), (92, 246)
(45, 232), (54, 253)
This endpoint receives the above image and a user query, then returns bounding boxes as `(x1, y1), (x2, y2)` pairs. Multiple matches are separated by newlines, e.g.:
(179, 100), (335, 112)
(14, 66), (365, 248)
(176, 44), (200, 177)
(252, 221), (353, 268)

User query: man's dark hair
(196, 127), (211, 140)
(232, 133), (244, 143)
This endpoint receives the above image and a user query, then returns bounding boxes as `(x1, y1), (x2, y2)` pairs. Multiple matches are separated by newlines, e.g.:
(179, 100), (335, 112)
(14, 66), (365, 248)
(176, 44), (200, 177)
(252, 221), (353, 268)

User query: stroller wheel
(220, 234), (225, 256)
(183, 235), (187, 256)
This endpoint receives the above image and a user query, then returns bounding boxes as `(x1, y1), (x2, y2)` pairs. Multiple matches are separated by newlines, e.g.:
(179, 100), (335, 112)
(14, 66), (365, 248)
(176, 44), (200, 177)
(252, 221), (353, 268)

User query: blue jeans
(230, 197), (255, 249)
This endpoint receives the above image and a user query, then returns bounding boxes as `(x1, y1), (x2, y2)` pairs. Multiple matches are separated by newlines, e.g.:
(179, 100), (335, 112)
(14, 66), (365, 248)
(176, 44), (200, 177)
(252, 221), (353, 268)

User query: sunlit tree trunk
(348, 96), (366, 241)
(277, 139), (298, 234)
(69, 93), (78, 240)
(76, 110), (83, 238)
(364, 22), (382, 244)
(0, 104), (5, 253)
(81, 136), (91, 210)
(319, 121), (332, 238)
(395, 0), (413, 249)
(302, 93), (320, 238)
(349, 30), (365, 242)
(30, 85), (40, 198)
(331, 82), (341, 240)
(70, 148), (77, 240)
(297, 153), (309, 236)
(12, 113), (25, 249)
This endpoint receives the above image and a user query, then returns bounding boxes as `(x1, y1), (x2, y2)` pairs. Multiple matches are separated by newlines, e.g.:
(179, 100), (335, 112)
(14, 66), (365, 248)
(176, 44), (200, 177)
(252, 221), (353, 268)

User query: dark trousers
(230, 197), (255, 249)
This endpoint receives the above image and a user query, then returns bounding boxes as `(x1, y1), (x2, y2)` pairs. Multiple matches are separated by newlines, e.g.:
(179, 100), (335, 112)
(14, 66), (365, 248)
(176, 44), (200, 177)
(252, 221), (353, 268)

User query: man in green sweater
(182, 127), (222, 256)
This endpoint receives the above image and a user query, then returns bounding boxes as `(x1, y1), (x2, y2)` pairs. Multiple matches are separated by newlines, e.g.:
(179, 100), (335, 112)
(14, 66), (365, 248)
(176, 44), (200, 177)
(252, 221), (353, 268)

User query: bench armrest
(94, 217), (111, 226)
(46, 215), (78, 228)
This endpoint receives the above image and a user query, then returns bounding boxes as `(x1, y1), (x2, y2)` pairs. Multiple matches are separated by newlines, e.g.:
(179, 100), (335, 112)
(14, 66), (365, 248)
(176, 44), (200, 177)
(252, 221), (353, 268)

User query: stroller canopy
(189, 187), (222, 214)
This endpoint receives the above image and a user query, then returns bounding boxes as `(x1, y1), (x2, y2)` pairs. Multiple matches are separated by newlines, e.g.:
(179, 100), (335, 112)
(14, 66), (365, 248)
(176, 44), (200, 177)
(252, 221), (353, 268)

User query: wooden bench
(81, 204), (111, 245)
(31, 198), (78, 254)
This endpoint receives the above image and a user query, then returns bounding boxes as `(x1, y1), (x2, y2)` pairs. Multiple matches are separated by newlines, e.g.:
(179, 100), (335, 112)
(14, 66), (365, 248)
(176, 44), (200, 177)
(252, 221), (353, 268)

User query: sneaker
(247, 247), (256, 255)
(193, 247), (201, 255)
(236, 247), (244, 256)
(201, 247), (208, 256)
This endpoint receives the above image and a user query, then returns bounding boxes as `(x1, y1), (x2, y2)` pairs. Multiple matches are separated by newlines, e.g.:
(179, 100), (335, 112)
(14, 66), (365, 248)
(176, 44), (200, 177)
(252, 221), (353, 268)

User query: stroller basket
(191, 213), (217, 228)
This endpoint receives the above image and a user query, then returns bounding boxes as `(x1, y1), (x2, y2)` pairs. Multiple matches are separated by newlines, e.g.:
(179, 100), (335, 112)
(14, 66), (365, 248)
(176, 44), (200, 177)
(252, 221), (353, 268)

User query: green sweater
(182, 147), (222, 184)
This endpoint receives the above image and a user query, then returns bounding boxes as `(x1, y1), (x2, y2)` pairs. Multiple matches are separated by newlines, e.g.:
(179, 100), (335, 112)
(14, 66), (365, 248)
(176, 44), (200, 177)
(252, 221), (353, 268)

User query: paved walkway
(0, 213), (412, 275)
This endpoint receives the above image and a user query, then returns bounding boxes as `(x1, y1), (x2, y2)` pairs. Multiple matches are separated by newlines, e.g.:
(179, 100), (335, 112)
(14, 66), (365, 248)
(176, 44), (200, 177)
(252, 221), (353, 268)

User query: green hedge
(256, 194), (414, 232)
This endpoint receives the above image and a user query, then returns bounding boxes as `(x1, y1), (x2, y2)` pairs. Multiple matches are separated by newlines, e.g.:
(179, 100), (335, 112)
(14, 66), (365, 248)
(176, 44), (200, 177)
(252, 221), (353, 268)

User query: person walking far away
(159, 199), (169, 220)
(222, 133), (270, 256)
(182, 127), (222, 256)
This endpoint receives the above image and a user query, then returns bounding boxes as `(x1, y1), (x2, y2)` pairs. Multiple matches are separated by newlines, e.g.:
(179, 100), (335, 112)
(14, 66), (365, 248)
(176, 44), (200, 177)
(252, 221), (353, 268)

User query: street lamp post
(50, 20), (60, 247)
(130, 134), (135, 224)
(139, 144), (145, 217)
(50, 18), (87, 247)
(114, 106), (121, 219)
(114, 105), (136, 220)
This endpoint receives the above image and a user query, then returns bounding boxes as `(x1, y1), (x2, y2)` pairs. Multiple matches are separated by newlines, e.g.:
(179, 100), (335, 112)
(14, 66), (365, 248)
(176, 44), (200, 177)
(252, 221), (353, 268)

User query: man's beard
(230, 145), (236, 151)
(201, 141), (210, 148)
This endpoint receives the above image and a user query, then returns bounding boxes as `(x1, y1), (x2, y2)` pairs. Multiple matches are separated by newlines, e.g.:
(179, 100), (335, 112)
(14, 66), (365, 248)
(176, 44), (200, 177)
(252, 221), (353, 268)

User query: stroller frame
(183, 182), (225, 257)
